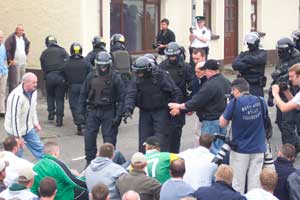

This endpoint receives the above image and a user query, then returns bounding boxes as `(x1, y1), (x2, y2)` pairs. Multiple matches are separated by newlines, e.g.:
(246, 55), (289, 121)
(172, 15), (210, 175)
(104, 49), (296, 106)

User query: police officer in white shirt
(189, 16), (211, 65)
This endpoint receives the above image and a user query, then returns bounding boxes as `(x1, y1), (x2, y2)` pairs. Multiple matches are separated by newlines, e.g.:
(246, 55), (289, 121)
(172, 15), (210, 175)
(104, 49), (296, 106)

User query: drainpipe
(192, 0), (196, 27)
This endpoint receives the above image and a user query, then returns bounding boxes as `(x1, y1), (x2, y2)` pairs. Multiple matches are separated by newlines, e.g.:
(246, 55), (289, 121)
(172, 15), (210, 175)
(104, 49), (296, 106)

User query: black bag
(258, 97), (273, 139)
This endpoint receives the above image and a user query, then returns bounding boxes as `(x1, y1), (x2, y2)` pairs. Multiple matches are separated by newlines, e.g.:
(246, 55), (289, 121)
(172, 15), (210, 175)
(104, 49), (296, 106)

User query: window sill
(211, 34), (220, 40)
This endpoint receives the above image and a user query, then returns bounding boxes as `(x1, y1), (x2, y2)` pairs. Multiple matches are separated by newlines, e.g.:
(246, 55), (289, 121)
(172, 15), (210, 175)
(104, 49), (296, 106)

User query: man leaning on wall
(5, 24), (30, 93)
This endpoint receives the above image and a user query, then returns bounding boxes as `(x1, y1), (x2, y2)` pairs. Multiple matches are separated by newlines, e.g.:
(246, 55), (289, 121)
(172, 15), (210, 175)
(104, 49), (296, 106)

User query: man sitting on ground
(91, 182), (110, 200)
(84, 143), (127, 200)
(245, 168), (279, 200)
(0, 160), (8, 192)
(122, 190), (141, 200)
(160, 159), (194, 200)
(0, 166), (37, 200)
(38, 177), (57, 200)
(179, 134), (216, 189)
(0, 135), (33, 187)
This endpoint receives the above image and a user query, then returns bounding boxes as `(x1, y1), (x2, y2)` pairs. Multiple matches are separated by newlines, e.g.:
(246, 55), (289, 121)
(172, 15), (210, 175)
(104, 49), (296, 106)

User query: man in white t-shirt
(189, 16), (211, 64)
(245, 168), (279, 200)
(272, 63), (300, 112)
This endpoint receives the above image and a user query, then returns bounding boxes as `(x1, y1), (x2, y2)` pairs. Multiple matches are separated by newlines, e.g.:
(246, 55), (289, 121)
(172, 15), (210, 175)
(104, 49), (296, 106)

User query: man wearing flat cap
(189, 16), (211, 65)
(169, 59), (231, 155)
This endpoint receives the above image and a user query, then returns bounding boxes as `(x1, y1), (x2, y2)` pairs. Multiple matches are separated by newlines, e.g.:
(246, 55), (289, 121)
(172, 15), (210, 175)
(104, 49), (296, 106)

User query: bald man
(4, 72), (44, 160)
(5, 24), (30, 92)
(122, 191), (141, 200)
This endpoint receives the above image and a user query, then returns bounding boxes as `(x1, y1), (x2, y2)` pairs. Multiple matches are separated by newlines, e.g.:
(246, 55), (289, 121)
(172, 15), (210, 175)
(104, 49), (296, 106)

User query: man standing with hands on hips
(189, 16), (211, 65)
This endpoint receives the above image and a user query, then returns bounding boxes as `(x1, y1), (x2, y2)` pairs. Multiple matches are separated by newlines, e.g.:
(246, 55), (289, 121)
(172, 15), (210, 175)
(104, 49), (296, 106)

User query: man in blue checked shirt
(0, 30), (8, 118)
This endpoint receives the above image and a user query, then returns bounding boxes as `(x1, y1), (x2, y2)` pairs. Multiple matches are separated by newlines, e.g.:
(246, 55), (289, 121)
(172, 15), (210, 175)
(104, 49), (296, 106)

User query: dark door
(224, 0), (238, 64)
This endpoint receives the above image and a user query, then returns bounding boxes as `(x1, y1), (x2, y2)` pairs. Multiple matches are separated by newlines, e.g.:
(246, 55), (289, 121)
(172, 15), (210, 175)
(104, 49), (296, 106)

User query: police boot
(77, 125), (83, 136)
(48, 113), (55, 121)
(56, 117), (63, 127)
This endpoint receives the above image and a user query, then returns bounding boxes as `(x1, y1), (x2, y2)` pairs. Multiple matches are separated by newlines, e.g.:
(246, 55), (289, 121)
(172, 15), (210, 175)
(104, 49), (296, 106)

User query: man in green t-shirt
(144, 136), (179, 184)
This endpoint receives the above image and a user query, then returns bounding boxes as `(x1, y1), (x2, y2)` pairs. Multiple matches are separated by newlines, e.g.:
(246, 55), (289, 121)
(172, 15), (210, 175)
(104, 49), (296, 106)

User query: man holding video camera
(154, 18), (175, 64)
(219, 78), (267, 194)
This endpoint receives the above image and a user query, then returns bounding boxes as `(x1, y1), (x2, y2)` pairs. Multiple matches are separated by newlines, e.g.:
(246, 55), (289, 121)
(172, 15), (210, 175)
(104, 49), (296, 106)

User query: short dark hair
(280, 143), (295, 160)
(199, 134), (214, 149)
(192, 48), (206, 57)
(99, 143), (114, 158)
(170, 159), (185, 178)
(3, 136), (18, 151)
(231, 78), (249, 93)
(39, 177), (57, 197)
(92, 182), (109, 200)
(160, 18), (169, 25)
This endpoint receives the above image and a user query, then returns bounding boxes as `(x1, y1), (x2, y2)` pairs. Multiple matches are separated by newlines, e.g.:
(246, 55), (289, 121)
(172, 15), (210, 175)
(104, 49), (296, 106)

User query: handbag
(258, 97), (273, 140)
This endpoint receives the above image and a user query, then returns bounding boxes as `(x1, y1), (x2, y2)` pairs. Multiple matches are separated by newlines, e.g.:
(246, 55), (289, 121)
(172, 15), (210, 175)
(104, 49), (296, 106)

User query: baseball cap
(143, 136), (160, 147)
(131, 152), (147, 164)
(201, 59), (220, 70)
(196, 16), (206, 22)
(18, 166), (37, 182)
(0, 160), (8, 172)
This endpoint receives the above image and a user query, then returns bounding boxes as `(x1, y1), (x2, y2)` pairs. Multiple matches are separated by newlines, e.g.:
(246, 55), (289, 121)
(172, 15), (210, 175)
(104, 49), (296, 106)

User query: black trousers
(138, 108), (170, 153)
(249, 83), (264, 97)
(68, 84), (84, 126)
(169, 114), (185, 153)
(84, 108), (118, 162)
(45, 72), (65, 117)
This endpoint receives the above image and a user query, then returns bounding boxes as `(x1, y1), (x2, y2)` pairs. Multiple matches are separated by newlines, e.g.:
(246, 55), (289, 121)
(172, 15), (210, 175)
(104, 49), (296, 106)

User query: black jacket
(287, 170), (300, 200)
(124, 67), (182, 113)
(185, 73), (231, 120)
(232, 49), (267, 82)
(156, 29), (176, 55)
(63, 55), (90, 85)
(193, 181), (246, 200)
(5, 33), (30, 62)
(79, 70), (125, 117)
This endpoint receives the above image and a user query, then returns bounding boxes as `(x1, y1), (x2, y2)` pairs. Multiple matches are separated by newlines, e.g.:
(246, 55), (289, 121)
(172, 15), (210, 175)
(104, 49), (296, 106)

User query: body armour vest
(88, 71), (115, 107)
(43, 47), (66, 73)
(64, 58), (89, 84)
(111, 50), (131, 81)
(136, 77), (168, 110)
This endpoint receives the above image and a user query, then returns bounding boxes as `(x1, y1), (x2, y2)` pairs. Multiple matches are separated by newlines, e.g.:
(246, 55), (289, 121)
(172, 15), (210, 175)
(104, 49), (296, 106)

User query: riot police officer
(85, 36), (106, 66)
(40, 35), (69, 126)
(110, 33), (131, 84)
(63, 42), (90, 135)
(268, 37), (300, 147)
(124, 56), (183, 153)
(79, 51), (125, 165)
(292, 30), (300, 52)
(158, 42), (194, 153)
(232, 32), (267, 97)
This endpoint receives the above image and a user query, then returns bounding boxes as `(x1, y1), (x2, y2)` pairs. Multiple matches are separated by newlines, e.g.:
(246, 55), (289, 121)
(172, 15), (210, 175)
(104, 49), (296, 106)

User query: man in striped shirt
(4, 72), (44, 160)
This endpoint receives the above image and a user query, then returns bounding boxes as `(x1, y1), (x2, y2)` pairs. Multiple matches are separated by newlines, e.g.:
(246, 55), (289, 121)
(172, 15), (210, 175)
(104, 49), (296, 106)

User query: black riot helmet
(110, 33), (125, 46)
(132, 56), (153, 78)
(244, 32), (260, 51)
(292, 30), (300, 51)
(45, 35), (57, 47)
(92, 36), (106, 50)
(144, 53), (158, 66)
(70, 42), (82, 56)
(95, 52), (112, 73)
(276, 37), (294, 61)
(164, 42), (181, 64)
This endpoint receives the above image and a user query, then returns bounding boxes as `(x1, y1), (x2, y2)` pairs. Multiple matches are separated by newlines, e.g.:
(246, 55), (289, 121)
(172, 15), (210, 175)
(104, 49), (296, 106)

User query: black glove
(112, 115), (122, 127)
(123, 112), (132, 124)
(267, 96), (274, 107)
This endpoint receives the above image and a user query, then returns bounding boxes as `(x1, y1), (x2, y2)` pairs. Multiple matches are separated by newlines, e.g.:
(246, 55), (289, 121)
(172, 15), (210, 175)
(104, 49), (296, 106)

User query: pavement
(1, 64), (300, 171)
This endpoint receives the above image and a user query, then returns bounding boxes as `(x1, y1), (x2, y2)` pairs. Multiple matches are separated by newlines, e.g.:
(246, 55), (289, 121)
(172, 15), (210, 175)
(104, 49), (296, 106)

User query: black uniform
(63, 55), (90, 128)
(85, 48), (106, 67)
(124, 67), (182, 153)
(272, 49), (300, 145)
(232, 49), (267, 97)
(79, 70), (125, 163)
(40, 44), (69, 121)
(159, 58), (193, 153)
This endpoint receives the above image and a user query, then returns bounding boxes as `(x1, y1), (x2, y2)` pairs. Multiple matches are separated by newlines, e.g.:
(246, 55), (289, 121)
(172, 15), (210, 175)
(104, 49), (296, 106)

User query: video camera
(267, 73), (289, 107)
(211, 135), (236, 165)
(152, 41), (162, 49)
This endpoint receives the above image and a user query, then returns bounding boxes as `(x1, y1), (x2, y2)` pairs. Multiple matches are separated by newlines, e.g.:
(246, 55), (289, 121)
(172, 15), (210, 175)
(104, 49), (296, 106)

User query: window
(251, 0), (257, 31)
(110, 0), (160, 53)
(203, 0), (212, 29)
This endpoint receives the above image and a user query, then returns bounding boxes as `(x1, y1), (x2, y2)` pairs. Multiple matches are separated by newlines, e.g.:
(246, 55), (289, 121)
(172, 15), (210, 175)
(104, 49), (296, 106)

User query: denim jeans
(201, 120), (227, 155)
(16, 129), (44, 160)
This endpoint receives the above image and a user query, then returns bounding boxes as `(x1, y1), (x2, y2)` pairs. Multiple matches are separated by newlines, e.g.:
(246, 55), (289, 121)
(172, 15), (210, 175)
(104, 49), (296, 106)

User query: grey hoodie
(84, 157), (127, 200)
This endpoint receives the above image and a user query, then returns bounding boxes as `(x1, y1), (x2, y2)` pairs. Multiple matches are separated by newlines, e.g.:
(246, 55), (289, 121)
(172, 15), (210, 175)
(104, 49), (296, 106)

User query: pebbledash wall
(0, 0), (299, 71)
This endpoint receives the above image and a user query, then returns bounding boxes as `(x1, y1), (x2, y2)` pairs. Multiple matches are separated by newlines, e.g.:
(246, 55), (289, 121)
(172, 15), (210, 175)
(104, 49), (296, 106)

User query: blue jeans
(16, 129), (44, 160)
(201, 120), (227, 155)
